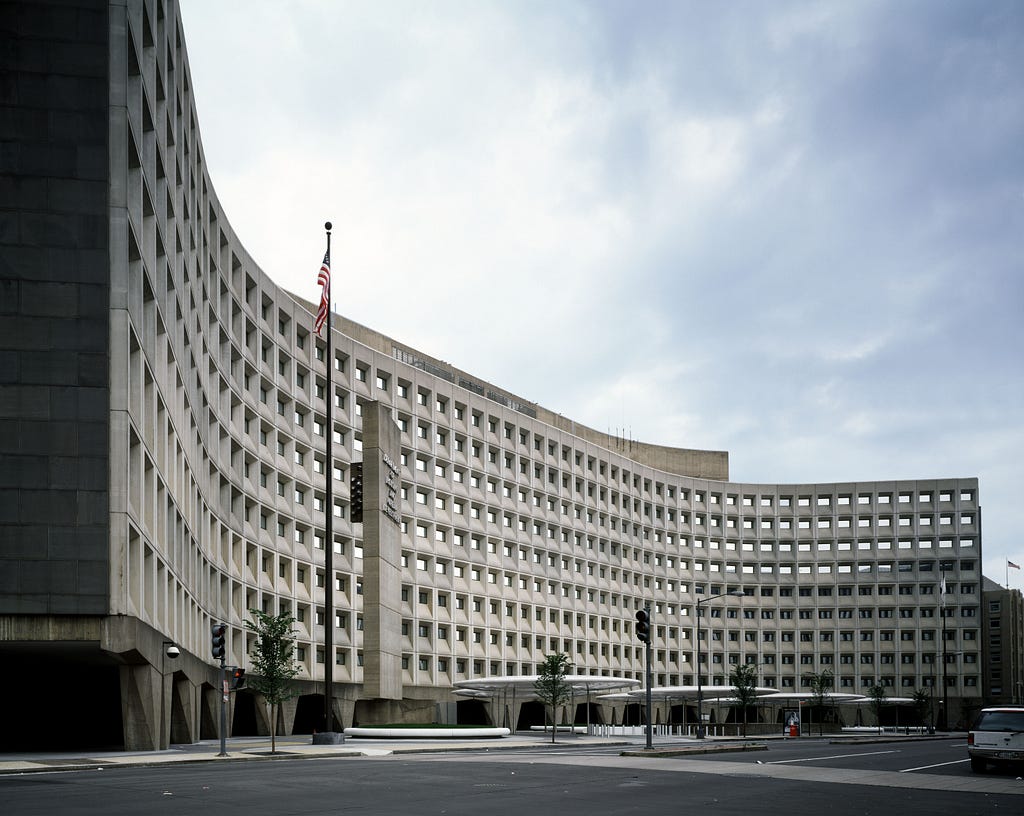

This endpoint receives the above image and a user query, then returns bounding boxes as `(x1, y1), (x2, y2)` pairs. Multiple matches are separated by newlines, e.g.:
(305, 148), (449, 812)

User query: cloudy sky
(178, 0), (1023, 588)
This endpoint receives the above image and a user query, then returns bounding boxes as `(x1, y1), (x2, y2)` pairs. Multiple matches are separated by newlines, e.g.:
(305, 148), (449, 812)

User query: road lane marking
(768, 750), (898, 764)
(900, 758), (971, 772)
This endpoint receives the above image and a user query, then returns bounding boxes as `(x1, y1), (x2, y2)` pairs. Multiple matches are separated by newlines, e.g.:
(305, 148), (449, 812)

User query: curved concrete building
(1, 0), (985, 750)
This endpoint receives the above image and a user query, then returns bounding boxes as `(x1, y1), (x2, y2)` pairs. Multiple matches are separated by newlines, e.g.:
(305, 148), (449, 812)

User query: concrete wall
(0, 0), (111, 615)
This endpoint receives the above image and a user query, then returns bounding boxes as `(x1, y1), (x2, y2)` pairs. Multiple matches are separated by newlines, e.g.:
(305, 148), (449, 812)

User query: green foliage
(246, 609), (301, 702)
(729, 664), (759, 737)
(911, 688), (931, 727)
(245, 609), (300, 752)
(867, 683), (887, 731)
(534, 653), (573, 743)
(807, 669), (834, 735)
(807, 669), (834, 704)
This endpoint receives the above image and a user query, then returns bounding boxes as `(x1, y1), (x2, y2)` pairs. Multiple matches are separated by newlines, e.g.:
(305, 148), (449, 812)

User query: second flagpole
(323, 221), (334, 734)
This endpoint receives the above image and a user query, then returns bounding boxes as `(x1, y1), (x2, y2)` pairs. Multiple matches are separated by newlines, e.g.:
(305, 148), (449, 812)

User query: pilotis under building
(1, 0), (989, 751)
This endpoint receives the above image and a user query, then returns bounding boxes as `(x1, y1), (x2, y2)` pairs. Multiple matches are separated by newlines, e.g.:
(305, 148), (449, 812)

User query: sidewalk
(0, 731), (783, 775)
(0, 733), (630, 774)
(0, 731), (963, 775)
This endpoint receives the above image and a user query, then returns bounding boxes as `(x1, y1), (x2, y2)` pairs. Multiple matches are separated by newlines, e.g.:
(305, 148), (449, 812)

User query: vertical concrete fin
(361, 401), (403, 700)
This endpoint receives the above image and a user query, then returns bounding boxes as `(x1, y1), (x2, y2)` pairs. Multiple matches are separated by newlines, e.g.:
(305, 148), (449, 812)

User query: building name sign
(382, 452), (401, 526)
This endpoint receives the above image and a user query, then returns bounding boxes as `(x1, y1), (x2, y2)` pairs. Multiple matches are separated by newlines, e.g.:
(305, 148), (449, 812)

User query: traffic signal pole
(635, 606), (653, 749)
(218, 657), (227, 757)
(644, 610), (653, 749)
(211, 623), (228, 756)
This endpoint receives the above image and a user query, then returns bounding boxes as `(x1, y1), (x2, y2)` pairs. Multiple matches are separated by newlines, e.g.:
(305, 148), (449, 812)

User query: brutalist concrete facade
(1, 0), (110, 617)
(982, 578), (1024, 705)
(1, 0), (989, 751)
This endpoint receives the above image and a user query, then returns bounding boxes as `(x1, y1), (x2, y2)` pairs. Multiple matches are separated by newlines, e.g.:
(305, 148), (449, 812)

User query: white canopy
(453, 675), (640, 700)
(848, 696), (917, 705)
(600, 685), (778, 702)
(757, 692), (867, 704)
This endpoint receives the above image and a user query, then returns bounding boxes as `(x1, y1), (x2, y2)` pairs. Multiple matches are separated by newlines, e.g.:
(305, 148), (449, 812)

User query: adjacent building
(1, 0), (991, 750)
(982, 578), (1024, 705)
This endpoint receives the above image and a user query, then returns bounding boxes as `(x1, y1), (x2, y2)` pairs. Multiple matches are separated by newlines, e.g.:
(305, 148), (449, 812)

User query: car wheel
(970, 757), (987, 773)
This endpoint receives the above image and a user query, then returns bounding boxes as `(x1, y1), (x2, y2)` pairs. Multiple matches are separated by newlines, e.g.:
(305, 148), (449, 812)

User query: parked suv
(968, 707), (1024, 773)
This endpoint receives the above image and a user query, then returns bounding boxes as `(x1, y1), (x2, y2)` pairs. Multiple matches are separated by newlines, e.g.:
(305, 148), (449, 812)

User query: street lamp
(161, 641), (180, 749)
(695, 588), (744, 738)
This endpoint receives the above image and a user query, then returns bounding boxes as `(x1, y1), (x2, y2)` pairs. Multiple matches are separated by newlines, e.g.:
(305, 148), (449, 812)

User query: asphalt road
(678, 735), (980, 776)
(2, 739), (1020, 816)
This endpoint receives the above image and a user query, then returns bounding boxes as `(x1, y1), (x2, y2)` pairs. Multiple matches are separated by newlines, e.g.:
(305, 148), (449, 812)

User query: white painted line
(768, 750), (899, 764)
(900, 758), (971, 773)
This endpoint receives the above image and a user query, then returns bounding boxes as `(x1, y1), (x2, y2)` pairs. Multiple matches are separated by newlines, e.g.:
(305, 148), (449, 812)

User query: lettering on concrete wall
(382, 453), (401, 526)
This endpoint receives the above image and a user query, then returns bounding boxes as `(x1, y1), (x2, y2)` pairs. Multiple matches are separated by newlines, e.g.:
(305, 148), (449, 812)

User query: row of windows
(403, 549), (976, 584)
(402, 470), (977, 527)
(133, 6), (987, 699)
(296, 647), (981, 692)
(400, 440), (975, 520)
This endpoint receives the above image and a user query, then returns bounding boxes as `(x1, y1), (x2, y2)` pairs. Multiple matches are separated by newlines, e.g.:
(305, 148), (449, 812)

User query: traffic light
(635, 608), (651, 644)
(230, 667), (246, 690)
(211, 623), (226, 661)
(350, 461), (363, 523)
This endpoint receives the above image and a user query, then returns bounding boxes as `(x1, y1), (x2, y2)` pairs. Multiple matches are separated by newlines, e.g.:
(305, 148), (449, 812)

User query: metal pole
(695, 590), (742, 739)
(940, 567), (949, 730)
(586, 684), (592, 734)
(323, 222), (334, 732)
(218, 656), (228, 756)
(645, 622), (653, 749)
(929, 680), (935, 733)
(942, 639), (949, 729)
(160, 651), (166, 751)
(697, 601), (704, 738)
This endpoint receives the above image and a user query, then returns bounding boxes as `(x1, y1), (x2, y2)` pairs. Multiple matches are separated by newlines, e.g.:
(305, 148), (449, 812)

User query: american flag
(314, 248), (330, 336)
(1010, 560), (1021, 570)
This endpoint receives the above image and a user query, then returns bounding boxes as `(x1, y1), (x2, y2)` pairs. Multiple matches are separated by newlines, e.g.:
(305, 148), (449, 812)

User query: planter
(344, 726), (510, 739)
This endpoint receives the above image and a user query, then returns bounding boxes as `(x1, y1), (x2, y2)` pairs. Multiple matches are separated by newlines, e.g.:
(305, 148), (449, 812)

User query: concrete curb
(0, 738), (633, 775)
(621, 742), (768, 758)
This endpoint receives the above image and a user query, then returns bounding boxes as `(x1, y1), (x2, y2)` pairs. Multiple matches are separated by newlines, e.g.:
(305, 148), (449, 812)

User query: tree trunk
(271, 702), (277, 754)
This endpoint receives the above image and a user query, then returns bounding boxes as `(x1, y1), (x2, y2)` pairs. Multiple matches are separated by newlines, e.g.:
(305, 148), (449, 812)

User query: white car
(968, 707), (1024, 773)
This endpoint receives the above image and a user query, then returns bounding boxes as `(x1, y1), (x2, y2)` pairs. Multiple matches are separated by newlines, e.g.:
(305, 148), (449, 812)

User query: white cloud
(179, 0), (1024, 588)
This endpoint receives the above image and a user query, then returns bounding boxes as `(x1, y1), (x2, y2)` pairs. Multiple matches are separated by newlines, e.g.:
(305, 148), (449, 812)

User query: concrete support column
(278, 697), (299, 736)
(510, 699), (526, 731)
(169, 673), (199, 745)
(252, 694), (272, 736)
(119, 663), (159, 751)
(334, 697), (355, 731)
(201, 685), (233, 740)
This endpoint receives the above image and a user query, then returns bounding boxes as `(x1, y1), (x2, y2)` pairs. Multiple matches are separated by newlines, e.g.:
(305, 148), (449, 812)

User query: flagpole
(323, 221), (334, 732)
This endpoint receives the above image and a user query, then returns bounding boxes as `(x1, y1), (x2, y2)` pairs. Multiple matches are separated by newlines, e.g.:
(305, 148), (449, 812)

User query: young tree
(807, 669), (834, 736)
(730, 664), (759, 737)
(534, 653), (573, 743)
(245, 609), (300, 753)
(867, 684), (887, 734)
(911, 688), (931, 731)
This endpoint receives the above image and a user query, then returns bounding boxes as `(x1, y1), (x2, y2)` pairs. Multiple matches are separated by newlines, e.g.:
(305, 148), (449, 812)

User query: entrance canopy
(600, 685), (778, 702)
(848, 696), (916, 705)
(757, 692), (867, 704)
(453, 675), (640, 701)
